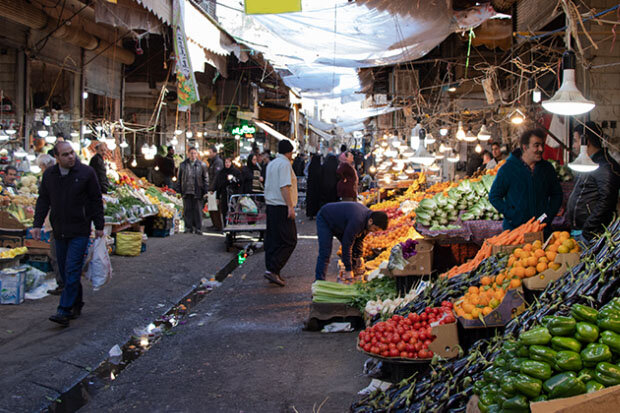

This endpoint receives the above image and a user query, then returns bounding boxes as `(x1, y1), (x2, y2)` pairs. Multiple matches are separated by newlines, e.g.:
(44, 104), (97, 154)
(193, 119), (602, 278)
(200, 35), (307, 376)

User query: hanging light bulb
(439, 127), (448, 136)
(37, 129), (49, 138)
(131, 157), (137, 167)
(456, 121), (466, 141)
(174, 129), (183, 135)
(410, 130), (436, 166)
(82, 91), (89, 99)
(106, 139), (117, 151)
(0, 131), (8, 142)
(464, 129), (477, 142)
(186, 131), (193, 138)
(425, 133), (436, 145)
(170, 136), (179, 146)
(141, 143), (150, 154)
(532, 89), (542, 103)
(542, 51), (595, 116)
(477, 124), (492, 141)
(45, 135), (57, 144)
(439, 143), (448, 153)
(217, 123), (223, 130)
(5, 128), (16, 135)
(43, 116), (51, 126)
(197, 132), (203, 138)
(154, 165), (160, 171)
(510, 109), (526, 125)
(475, 143), (482, 153)
(14, 147), (27, 158)
(119, 139), (129, 149)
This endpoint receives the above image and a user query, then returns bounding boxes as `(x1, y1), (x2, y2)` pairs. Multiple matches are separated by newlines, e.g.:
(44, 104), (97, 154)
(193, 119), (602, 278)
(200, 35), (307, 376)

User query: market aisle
(0, 233), (234, 413)
(82, 218), (368, 413)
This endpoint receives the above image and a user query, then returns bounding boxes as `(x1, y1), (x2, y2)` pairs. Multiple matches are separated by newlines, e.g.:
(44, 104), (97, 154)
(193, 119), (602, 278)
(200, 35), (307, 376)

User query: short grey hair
(36, 154), (56, 169)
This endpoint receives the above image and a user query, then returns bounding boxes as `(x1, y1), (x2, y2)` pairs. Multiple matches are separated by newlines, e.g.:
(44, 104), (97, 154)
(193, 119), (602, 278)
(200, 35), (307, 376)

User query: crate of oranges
(522, 232), (581, 290)
(453, 275), (526, 328)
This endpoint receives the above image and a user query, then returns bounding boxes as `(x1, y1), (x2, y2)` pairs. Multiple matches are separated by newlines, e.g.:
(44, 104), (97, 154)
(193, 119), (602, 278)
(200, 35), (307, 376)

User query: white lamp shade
(568, 145), (599, 172)
(464, 130), (477, 142)
(425, 133), (436, 145)
(14, 147), (27, 158)
(5, 128), (16, 135)
(106, 140), (117, 150)
(141, 143), (150, 154)
(119, 140), (129, 148)
(37, 130), (49, 138)
(45, 135), (57, 144)
(439, 128), (448, 136)
(30, 165), (41, 174)
(542, 69), (595, 116)
(428, 164), (440, 171)
(410, 145), (436, 166)
(477, 125), (491, 141)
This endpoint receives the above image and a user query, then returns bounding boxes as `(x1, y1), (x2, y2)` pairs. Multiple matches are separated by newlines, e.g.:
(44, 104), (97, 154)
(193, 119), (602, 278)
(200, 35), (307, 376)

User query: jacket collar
(50, 159), (81, 175)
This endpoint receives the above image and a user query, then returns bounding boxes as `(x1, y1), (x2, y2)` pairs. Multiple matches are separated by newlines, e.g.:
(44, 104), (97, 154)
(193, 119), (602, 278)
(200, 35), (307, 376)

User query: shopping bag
(207, 192), (218, 211)
(115, 231), (142, 256)
(84, 238), (113, 290)
(239, 196), (258, 214)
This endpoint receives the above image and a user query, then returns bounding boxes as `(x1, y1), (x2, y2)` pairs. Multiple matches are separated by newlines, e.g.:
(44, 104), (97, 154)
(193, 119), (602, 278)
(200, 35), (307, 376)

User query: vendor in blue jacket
(315, 202), (388, 281)
(489, 128), (563, 237)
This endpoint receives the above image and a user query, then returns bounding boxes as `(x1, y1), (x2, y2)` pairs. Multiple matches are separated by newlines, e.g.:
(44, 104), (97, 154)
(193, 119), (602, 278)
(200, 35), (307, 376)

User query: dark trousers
(55, 236), (89, 315)
(183, 196), (203, 233)
(265, 205), (297, 275)
(315, 213), (333, 280)
(49, 233), (63, 288)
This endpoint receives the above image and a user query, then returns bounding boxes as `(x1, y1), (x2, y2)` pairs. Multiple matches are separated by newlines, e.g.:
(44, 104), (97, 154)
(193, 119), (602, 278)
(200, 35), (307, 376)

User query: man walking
(89, 143), (109, 194)
(32, 141), (105, 326)
(206, 145), (224, 230)
(264, 139), (298, 287)
(178, 147), (209, 234)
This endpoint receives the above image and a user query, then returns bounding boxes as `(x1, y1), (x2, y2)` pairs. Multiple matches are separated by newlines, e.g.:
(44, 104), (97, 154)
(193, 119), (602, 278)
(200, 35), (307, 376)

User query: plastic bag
(239, 196), (258, 214)
(115, 231), (142, 256)
(84, 237), (113, 290)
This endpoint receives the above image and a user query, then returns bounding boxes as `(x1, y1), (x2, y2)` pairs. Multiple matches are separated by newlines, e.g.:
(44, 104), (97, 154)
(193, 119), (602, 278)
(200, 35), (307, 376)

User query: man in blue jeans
(315, 202), (388, 281)
(32, 141), (105, 326)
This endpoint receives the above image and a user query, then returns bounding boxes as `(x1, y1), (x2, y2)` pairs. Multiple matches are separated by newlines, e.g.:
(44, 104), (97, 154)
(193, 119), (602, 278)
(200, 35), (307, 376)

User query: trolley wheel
(225, 233), (234, 252)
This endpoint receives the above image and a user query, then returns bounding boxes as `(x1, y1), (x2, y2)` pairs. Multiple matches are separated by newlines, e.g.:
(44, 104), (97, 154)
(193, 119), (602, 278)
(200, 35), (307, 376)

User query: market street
(81, 218), (367, 413)
(0, 232), (235, 412)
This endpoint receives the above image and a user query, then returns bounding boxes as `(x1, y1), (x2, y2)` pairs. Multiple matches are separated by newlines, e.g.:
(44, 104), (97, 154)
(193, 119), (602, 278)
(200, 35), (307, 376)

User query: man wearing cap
(263, 139), (298, 287)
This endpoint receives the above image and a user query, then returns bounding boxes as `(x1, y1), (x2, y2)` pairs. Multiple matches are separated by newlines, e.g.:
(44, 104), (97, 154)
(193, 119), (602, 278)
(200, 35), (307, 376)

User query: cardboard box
(491, 231), (544, 255)
(530, 384), (620, 413)
(0, 235), (23, 249)
(0, 210), (26, 230)
(523, 253), (580, 290)
(390, 240), (434, 276)
(457, 287), (526, 328)
(357, 321), (460, 362)
(0, 267), (26, 304)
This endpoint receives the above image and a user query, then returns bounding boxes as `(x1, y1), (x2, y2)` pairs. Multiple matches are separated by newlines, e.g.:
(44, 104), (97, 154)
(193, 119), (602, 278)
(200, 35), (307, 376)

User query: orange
(560, 231), (570, 239)
(496, 274), (505, 285)
(482, 306), (493, 316)
(462, 302), (475, 313)
(558, 245), (570, 254)
(532, 240), (542, 249)
(521, 251), (531, 259)
(470, 295), (481, 305)
(471, 307), (481, 318)
(547, 244), (559, 254)
(570, 247), (580, 253)
(534, 249), (545, 258)
(468, 286), (479, 294)
(536, 262), (548, 273)
(509, 278), (522, 288)
(478, 295), (489, 306)
(525, 266), (537, 278)
(526, 257), (538, 267)
(508, 256), (516, 267)
(514, 248), (524, 258)
(523, 243), (533, 252)
(481, 276), (492, 286)
(456, 308), (466, 317)
(562, 239), (575, 250)
(514, 267), (525, 278)
(509, 267), (519, 278)
(546, 251), (557, 262)
(494, 289), (505, 300)
(538, 257), (549, 264)
(463, 313), (474, 320)
(514, 260), (524, 268)
(551, 263), (562, 271)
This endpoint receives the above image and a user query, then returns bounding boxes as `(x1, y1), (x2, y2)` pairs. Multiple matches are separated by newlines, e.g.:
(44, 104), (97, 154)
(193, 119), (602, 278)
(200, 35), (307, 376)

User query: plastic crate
(153, 217), (173, 230)
(151, 229), (170, 237)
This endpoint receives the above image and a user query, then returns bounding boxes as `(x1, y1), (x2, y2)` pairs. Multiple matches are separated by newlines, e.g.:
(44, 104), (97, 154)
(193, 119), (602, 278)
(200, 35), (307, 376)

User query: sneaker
(47, 286), (63, 296)
(264, 271), (286, 287)
(49, 313), (70, 326)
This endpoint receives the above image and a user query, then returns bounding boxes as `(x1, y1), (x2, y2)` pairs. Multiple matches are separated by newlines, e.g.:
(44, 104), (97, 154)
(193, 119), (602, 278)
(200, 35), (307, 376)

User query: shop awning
(134, 0), (172, 25)
(253, 120), (290, 142)
(308, 124), (335, 142)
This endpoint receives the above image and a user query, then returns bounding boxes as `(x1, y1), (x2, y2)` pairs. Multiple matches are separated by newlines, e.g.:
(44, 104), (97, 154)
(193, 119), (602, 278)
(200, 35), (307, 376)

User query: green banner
(245, 0), (301, 15)
(173, 0), (199, 110)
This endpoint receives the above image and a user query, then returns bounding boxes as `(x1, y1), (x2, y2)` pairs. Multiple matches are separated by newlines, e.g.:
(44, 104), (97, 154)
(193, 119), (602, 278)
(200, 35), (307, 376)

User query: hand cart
(224, 193), (267, 251)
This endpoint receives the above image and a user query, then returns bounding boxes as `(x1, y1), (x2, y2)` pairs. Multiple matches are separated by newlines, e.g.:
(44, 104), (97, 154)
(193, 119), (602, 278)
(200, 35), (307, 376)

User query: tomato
(407, 312), (416, 320)
(414, 342), (423, 352)
(400, 351), (408, 358)
(388, 342), (396, 350)
(370, 346), (379, 354)
(444, 316), (455, 324)
(419, 332), (426, 341)
(420, 313), (428, 321)
(425, 307), (432, 313)
(405, 343), (414, 352)
(364, 344), (371, 352)
(411, 351), (418, 358)
(404, 318), (412, 326)
(401, 333), (411, 342)
(409, 337), (416, 345)
(396, 327), (405, 335)
(359, 340), (365, 347)
(389, 348), (399, 357)
(427, 350), (434, 357)
(413, 322), (421, 330)
(424, 339), (432, 347)
(412, 313), (420, 322)
(391, 334), (400, 344)
(371, 338), (378, 345)
(411, 331), (419, 340)
(381, 351), (389, 357)
(428, 317), (436, 324)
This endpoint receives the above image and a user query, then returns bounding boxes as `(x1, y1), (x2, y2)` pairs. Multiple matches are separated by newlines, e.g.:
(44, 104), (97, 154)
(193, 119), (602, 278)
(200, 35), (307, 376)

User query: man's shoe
(69, 303), (84, 320)
(264, 271), (286, 287)
(49, 313), (70, 326)
(47, 286), (63, 296)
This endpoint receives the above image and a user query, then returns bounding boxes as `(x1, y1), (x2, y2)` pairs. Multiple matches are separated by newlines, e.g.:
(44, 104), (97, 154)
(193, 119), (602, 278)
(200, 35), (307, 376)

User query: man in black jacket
(89, 143), (109, 194)
(32, 141), (105, 326)
(566, 122), (620, 240)
(206, 145), (224, 230)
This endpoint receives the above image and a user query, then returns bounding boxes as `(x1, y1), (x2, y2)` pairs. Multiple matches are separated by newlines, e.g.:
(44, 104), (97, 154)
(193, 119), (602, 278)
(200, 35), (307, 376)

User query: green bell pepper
(598, 315), (620, 334)
(578, 368), (595, 382)
(473, 380), (488, 395)
(493, 356), (507, 369)
(593, 362), (620, 386)
(501, 394), (529, 411)
(479, 388), (498, 406)
(555, 351), (583, 372)
(503, 340), (519, 353)
(514, 373), (542, 398)
(520, 327), (552, 346)
(600, 330), (620, 354)
(531, 394), (548, 402)
(586, 380), (605, 393)
(529, 345), (557, 365)
(478, 399), (490, 413)
(520, 360), (552, 380)
(517, 345), (530, 358)
(575, 322), (600, 343)
(571, 304), (599, 324)
(581, 343), (612, 367)
(551, 336), (582, 353)
(508, 358), (528, 373)
(543, 372), (587, 399)
(483, 367), (500, 383)
(500, 375), (518, 397)
(547, 316), (577, 336)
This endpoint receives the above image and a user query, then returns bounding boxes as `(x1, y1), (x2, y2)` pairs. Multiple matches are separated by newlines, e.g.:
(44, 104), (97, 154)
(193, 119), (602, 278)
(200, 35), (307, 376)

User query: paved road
(0, 232), (234, 412)
(82, 218), (367, 413)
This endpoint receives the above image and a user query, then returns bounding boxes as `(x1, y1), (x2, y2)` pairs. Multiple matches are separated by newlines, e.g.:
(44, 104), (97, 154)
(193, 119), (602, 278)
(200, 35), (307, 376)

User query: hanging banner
(173, 0), (199, 111)
(244, 0), (301, 15)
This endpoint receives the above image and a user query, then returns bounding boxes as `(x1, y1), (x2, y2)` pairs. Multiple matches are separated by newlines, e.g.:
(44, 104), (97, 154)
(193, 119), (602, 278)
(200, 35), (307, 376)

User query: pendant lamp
(542, 51), (595, 116)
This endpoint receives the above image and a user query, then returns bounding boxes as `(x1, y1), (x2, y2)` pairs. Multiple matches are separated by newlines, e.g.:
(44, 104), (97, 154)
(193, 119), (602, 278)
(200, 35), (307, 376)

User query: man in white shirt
(263, 139), (298, 287)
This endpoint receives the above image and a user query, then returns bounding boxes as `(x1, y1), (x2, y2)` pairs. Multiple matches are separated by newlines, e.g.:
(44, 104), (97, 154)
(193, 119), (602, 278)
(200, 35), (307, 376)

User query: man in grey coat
(177, 147), (209, 234)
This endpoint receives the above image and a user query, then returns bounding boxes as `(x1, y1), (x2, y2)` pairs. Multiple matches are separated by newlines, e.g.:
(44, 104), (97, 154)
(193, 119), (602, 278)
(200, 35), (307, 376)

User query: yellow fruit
(489, 298), (500, 309)
(471, 307), (481, 318)
(558, 245), (570, 254)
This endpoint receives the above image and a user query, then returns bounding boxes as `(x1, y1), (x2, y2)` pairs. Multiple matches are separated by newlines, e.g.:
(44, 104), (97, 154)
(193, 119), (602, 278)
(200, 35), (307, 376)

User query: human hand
(95, 230), (104, 238)
(287, 206), (296, 219)
(31, 227), (42, 241)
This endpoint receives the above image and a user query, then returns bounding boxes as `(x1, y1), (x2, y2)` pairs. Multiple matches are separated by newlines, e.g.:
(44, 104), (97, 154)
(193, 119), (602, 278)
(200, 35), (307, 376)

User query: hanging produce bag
(83, 238), (113, 290)
(115, 231), (142, 256)
(207, 192), (218, 211)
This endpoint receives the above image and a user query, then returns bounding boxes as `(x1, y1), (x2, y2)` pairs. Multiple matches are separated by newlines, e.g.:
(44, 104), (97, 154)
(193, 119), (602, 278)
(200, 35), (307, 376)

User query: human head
(345, 151), (354, 165)
(519, 128), (546, 165)
(261, 150), (271, 163)
(188, 147), (198, 162)
(167, 145), (174, 156)
(54, 141), (76, 169)
(340, 144), (347, 153)
(482, 150), (492, 164)
(36, 154), (55, 172)
(94, 143), (106, 156)
(248, 154), (257, 167)
(278, 139), (294, 160)
(491, 142), (502, 159)
(4, 166), (18, 184)
(575, 121), (603, 155)
(207, 145), (217, 159)
(368, 211), (389, 232)
(224, 157), (233, 169)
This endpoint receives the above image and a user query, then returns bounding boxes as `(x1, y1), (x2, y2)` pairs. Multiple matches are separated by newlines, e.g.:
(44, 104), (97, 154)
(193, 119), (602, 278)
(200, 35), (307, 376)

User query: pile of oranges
(504, 232), (580, 280)
(454, 274), (520, 320)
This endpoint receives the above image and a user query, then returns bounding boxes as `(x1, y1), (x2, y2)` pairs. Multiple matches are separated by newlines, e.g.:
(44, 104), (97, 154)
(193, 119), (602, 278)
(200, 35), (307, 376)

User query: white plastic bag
(84, 238), (112, 290)
(239, 196), (258, 214)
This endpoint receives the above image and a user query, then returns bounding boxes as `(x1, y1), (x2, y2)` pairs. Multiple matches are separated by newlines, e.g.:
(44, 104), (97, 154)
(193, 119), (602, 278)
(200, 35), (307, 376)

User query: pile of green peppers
(474, 299), (620, 413)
